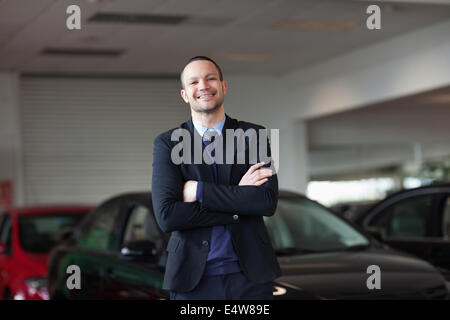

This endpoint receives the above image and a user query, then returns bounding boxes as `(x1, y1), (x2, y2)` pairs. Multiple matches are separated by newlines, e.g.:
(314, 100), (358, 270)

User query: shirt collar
(192, 116), (226, 138)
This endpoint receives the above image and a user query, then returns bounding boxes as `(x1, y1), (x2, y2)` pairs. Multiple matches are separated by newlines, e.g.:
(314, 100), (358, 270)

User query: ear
(222, 80), (228, 95)
(180, 89), (189, 103)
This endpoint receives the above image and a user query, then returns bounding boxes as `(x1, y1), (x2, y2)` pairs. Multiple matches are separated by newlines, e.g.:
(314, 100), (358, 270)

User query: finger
(249, 175), (270, 186)
(254, 178), (268, 186)
(256, 169), (273, 177)
(248, 162), (266, 175)
(251, 170), (272, 181)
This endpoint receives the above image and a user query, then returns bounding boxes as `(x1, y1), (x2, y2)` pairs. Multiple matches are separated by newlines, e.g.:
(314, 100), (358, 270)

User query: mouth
(197, 92), (216, 101)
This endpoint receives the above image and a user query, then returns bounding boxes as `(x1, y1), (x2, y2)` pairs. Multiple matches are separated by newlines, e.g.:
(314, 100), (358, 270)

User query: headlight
(25, 276), (48, 292)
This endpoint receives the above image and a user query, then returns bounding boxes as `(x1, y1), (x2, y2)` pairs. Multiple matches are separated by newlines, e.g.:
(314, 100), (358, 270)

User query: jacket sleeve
(201, 174), (278, 217)
(151, 133), (238, 233)
(201, 131), (279, 217)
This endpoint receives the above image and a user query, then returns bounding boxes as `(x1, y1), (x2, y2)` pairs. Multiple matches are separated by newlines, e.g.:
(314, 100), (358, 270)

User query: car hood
(26, 253), (49, 266)
(274, 247), (448, 300)
(20, 252), (49, 275)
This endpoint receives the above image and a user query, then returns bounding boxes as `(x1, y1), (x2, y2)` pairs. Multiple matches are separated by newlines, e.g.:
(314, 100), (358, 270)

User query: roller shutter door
(20, 76), (188, 205)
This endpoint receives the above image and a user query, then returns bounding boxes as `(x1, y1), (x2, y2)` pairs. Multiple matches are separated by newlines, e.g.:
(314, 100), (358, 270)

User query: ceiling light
(274, 20), (359, 31)
(88, 13), (187, 25)
(421, 94), (450, 104)
(86, 0), (108, 4)
(41, 48), (124, 57)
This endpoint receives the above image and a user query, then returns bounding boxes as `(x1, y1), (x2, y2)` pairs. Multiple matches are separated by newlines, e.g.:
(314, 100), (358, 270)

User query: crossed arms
(151, 133), (278, 233)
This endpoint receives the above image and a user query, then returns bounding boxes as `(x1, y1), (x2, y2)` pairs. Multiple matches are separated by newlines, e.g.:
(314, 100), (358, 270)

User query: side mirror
(120, 240), (158, 262)
(365, 227), (383, 242)
(57, 227), (75, 243)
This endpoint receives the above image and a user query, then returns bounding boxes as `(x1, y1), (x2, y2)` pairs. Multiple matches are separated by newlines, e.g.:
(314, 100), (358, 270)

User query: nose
(198, 78), (210, 90)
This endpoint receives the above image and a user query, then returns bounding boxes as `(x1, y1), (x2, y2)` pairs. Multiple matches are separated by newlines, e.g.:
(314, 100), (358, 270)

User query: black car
(47, 190), (449, 300)
(355, 183), (450, 273)
(331, 201), (377, 221)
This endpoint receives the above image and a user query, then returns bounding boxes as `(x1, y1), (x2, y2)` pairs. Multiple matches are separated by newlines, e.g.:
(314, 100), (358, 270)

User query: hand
(183, 180), (198, 202)
(238, 162), (273, 186)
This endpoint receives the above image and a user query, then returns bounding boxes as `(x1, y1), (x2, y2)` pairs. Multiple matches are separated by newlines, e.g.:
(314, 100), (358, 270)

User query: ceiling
(307, 84), (450, 178)
(308, 85), (450, 148)
(1, 0), (450, 76)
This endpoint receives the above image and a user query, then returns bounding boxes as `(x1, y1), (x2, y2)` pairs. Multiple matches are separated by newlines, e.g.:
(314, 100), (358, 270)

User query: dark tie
(203, 130), (217, 182)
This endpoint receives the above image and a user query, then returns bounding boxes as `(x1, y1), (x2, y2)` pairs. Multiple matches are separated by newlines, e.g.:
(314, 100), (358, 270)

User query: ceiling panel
(0, 0), (449, 75)
(101, 0), (165, 13)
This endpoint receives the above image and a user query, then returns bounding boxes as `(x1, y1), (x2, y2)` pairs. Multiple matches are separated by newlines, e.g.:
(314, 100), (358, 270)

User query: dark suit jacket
(152, 114), (281, 292)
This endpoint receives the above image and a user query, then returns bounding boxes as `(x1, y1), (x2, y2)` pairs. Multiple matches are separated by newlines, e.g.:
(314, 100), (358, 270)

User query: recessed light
(274, 20), (359, 31)
(88, 12), (187, 25)
(41, 47), (124, 57)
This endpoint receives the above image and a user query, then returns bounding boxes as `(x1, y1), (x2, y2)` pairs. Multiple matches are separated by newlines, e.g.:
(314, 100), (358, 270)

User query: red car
(0, 205), (93, 300)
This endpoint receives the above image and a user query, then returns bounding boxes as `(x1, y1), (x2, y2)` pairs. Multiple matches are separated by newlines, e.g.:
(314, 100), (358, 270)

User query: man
(152, 56), (281, 300)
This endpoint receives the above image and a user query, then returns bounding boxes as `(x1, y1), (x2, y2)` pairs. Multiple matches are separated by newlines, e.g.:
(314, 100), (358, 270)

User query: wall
(0, 72), (24, 207)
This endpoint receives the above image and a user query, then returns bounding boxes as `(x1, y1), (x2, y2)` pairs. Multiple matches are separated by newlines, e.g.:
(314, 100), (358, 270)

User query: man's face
(180, 60), (227, 114)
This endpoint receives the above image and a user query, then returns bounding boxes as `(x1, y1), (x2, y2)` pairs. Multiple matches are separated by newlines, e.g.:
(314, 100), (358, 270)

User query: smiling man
(180, 57), (226, 119)
(152, 56), (281, 300)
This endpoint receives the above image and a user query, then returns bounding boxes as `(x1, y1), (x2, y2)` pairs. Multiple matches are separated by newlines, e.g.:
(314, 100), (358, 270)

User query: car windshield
(19, 213), (86, 253)
(264, 196), (370, 254)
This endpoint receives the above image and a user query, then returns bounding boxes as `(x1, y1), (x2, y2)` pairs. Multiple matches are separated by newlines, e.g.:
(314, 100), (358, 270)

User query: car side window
(370, 194), (432, 238)
(79, 200), (121, 251)
(443, 197), (450, 239)
(123, 204), (163, 251)
(0, 215), (12, 254)
(0, 214), (4, 231)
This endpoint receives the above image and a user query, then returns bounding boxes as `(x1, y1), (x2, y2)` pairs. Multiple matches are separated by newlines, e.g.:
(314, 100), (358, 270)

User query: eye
(208, 77), (216, 81)
(190, 81), (198, 85)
